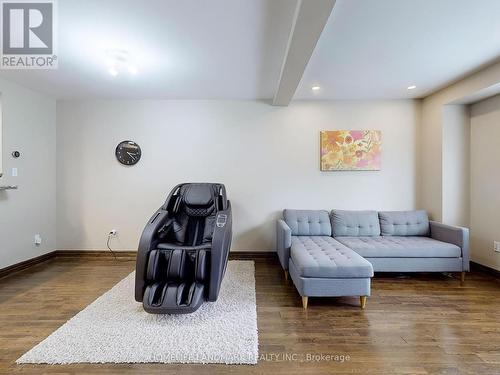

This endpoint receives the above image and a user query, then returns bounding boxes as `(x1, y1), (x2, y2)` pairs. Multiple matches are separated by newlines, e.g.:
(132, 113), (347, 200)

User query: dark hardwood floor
(1, 256), (499, 374)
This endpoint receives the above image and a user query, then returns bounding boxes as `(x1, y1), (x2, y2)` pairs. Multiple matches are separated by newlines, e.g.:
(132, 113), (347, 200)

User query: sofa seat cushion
(290, 236), (373, 278)
(335, 236), (461, 258)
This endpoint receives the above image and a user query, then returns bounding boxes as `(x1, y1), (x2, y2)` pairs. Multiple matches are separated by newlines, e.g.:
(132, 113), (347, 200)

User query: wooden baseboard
(471, 261), (500, 278)
(55, 250), (277, 260)
(0, 251), (56, 279)
(229, 251), (276, 260)
(54, 250), (276, 260)
(6, 252), (494, 281)
(55, 250), (137, 259)
(0, 250), (277, 279)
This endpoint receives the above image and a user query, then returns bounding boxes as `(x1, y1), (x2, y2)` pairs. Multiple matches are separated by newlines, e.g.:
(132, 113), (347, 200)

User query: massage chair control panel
(216, 214), (228, 228)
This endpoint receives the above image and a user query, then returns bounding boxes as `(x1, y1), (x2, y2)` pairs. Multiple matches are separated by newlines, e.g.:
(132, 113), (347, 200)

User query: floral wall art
(320, 130), (382, 171)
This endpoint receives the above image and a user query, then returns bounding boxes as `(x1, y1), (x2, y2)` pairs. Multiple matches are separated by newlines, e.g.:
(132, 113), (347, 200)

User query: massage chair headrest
(180, 184), (215, 217)
(164, 183), (227, 216)
(182, 184), (214, 206)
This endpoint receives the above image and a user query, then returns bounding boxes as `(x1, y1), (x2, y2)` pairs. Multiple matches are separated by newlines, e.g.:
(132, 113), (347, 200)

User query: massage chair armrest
(429, 221), (470, 272)
(208, 201), (233, 301)
(276, 219), (292, 270)
(135, 208), (170, 302)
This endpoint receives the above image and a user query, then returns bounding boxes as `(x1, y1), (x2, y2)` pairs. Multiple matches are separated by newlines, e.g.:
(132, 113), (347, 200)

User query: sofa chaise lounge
(277, 209), (469, 309)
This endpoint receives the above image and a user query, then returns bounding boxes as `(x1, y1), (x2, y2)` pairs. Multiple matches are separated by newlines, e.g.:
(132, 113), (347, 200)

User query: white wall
(470, 95), (500, 271)
(420, 96), (443, 220)
(57, 100), (419, 251)
(442, 105), (470, 227)
(0, 78), (57, 269)
(420, 60), (500, 222)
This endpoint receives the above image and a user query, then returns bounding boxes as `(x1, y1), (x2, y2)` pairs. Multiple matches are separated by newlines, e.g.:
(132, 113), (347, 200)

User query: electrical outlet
(34, 234), (42, 246)
(109, 229), (118, 236)
(494, 241), (500, 253)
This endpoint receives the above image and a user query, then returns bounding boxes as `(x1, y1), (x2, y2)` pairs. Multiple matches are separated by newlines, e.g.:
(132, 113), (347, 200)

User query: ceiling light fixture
(407, 85), (416, 90)
(128, 65), (138, 75)
(105, 49), (138, 77)
(311, 85), (321, 91)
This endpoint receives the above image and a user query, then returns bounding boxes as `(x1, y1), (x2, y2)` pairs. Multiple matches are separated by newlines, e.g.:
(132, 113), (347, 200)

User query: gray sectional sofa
(277, 209), (469, 309)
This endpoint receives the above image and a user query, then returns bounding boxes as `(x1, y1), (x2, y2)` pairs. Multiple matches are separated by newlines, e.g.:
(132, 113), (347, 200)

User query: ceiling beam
(272, 0), (336, 106)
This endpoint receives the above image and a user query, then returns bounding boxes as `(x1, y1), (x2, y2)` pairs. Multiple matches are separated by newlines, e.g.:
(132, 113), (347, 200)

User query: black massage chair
(135, 183), (232, 314)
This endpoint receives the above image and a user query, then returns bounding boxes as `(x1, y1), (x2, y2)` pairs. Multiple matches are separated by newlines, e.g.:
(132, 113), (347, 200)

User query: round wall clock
(115, 140), (142, 166)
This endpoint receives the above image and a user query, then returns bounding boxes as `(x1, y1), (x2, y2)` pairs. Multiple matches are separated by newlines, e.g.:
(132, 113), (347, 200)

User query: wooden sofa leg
(360, 296), (367, 309)
(461, 271), (465, 283)
(302, 296), (308, 310)
(284, 270), (289, 281)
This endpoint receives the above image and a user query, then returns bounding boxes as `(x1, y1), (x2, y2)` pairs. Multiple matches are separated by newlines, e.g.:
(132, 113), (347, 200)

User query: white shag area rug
(17, 261), (258, 365)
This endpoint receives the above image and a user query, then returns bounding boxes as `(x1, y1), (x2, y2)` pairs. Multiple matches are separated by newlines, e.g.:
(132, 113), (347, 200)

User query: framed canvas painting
(320, 130), (381, 171)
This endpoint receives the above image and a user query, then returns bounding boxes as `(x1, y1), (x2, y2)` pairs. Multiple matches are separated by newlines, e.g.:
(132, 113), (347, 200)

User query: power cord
(106, 232), (131, 262)
(106, 233), (118, 260)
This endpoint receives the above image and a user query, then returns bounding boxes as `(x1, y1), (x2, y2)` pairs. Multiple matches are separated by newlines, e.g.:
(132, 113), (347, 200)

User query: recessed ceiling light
(105, 49), (138, 76)
(312, 85), (321, 91)
(128, 65), (138, 75)
(407, 85), (416, 90)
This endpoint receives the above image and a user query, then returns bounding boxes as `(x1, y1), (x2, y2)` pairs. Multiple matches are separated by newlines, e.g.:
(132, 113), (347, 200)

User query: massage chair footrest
(143, 282), (205, 314)
(141, 247), (210, 314)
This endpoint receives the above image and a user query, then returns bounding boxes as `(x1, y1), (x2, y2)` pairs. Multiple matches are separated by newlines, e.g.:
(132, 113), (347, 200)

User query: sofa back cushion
(331, 210), (380, 237)
(283, 209), (331, 236)
(378, 210), (429, 236)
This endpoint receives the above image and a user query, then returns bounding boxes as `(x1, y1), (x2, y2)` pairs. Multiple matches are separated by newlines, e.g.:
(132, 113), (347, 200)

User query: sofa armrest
(429, 221), (470, 271)
(276, 219), (292, 270)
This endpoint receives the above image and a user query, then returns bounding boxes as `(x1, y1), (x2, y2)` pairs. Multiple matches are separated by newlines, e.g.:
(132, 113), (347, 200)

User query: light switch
(494, 241), (500, 253)
(11, 168), (17, 177)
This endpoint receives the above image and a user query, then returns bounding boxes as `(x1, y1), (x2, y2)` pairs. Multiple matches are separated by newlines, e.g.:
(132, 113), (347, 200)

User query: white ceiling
(296, 0), (500, 99)
(0, 0), (296, 99)
(1, 0), (500, 100)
